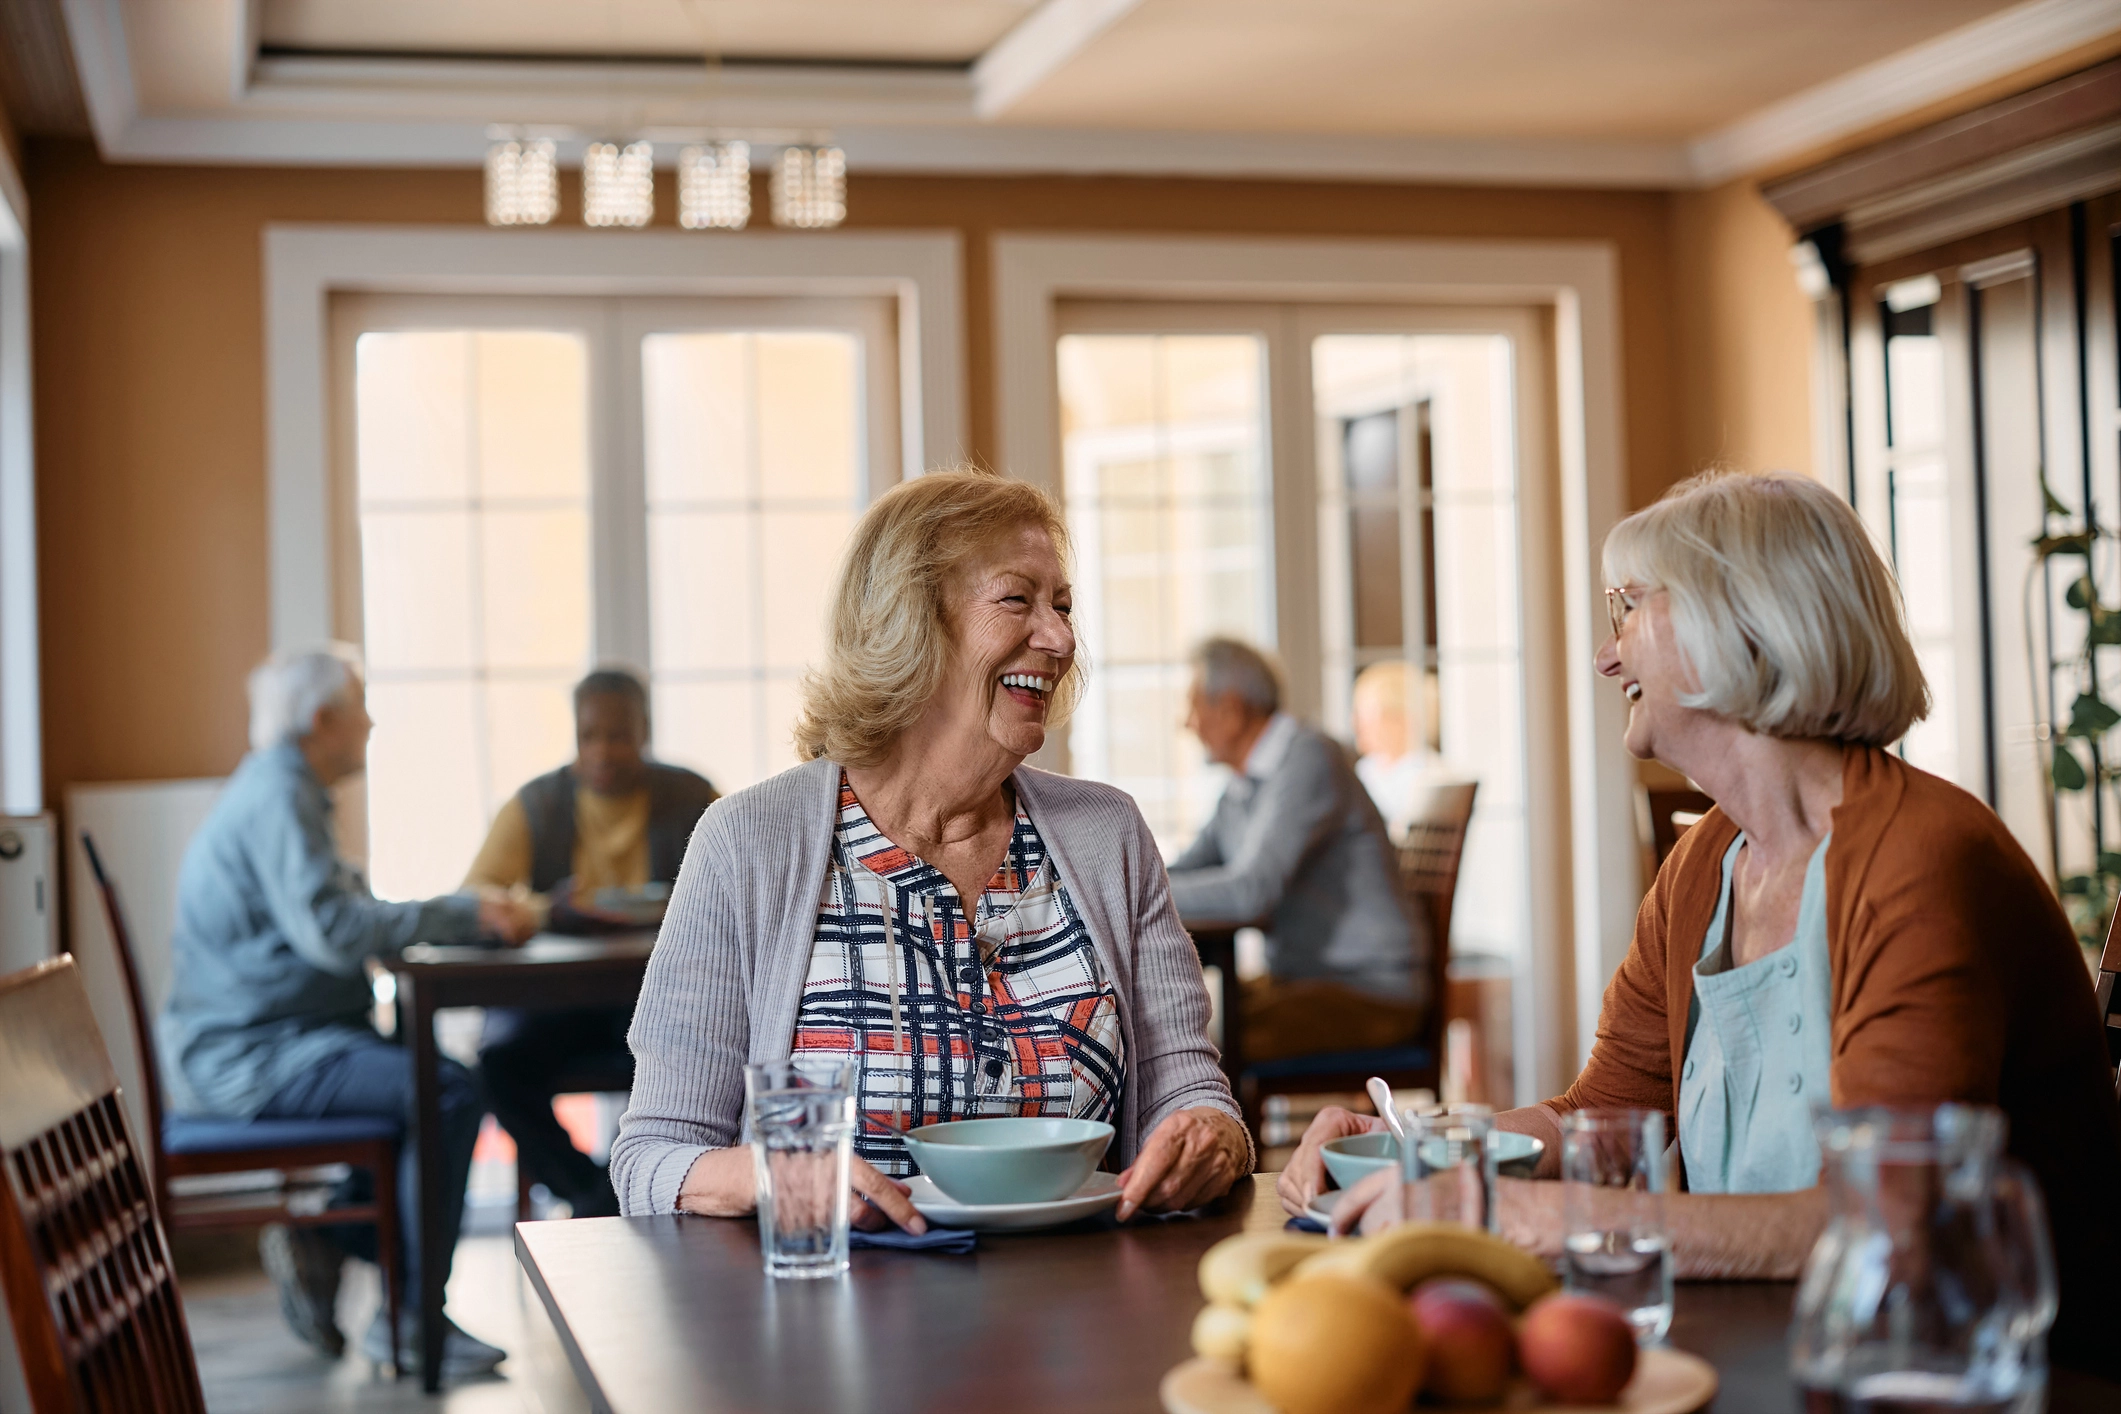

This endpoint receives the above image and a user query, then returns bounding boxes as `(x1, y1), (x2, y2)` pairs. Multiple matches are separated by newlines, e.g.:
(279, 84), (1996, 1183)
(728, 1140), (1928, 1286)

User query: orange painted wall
(28, 138), (1806, 805)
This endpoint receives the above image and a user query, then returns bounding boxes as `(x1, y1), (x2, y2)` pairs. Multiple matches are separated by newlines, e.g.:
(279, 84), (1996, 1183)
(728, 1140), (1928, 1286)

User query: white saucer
(906, 1171), (1123, 1231)
(1303, 1188), (1347, 1228)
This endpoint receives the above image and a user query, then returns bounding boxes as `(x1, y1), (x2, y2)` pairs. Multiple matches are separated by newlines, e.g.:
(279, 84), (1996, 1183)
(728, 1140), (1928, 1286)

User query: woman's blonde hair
(791, 467), (1084, 767)
(1602, 468), (1928, 746)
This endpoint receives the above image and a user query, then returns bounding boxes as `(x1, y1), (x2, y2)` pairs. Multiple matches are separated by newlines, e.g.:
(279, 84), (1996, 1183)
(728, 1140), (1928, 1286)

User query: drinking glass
(1560, 1108), (1672, 1343)
(1790, 1105), (2054, 1414)
(1399, 1103), (1499, 1232)
(744, 1059), (856, 1280)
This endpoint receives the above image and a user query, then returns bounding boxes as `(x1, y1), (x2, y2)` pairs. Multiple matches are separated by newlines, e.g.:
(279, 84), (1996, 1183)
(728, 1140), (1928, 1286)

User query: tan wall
(29, 138), (1813, 804)
(1669, 178), (1815, 481)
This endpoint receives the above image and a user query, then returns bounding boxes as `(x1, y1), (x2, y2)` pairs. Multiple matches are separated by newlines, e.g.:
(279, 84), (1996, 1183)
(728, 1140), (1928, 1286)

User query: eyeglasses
(1605, 585), (1651, 639)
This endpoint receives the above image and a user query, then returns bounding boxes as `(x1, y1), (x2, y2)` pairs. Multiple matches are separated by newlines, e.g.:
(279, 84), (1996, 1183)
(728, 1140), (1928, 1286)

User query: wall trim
(990, 233), (1638, 1100)
(0, 136), (34, 810)
(1690, 0), (2121, 183)
(262, 224), (965, 650)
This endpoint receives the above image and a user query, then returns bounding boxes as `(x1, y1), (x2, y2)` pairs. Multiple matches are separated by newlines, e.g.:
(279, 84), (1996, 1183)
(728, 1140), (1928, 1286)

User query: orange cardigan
(1557, 745), (2121, 1372)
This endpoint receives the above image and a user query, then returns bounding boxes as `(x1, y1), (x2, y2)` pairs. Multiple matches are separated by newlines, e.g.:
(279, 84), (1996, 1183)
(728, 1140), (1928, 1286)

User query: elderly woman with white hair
(611, 468), (1253, 1230)
(159, 646), (538, 1377)
(1284, 469), (2121, 1371)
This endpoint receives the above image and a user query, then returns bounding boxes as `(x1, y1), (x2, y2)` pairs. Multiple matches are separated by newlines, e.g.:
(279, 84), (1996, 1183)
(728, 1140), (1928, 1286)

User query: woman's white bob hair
(248, 643), (364, 752)
(1603, 469), (1929, 746)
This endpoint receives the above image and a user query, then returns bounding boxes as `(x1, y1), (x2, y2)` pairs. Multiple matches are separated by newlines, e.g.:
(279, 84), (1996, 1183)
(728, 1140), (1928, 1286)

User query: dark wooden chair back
(1399, 780), (1479, 1066)
(78, 834), (170, 1207)
(1643, 786), (1716, 869)
(0, 956), (207, 1413)
(2097, 904), (2121, 1098)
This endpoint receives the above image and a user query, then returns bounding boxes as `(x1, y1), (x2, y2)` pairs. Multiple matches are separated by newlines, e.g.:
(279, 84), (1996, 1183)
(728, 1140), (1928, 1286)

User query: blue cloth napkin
(1285, 1215), (1328, 1234)
(850, 1225), (978, 1254)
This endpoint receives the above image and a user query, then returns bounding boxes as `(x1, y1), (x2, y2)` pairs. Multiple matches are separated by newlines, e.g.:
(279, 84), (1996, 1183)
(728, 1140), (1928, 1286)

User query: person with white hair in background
(158, 646), (537, 1379)
(1167, 638), (1430, 1062)
(1349, 658), (1450, 837)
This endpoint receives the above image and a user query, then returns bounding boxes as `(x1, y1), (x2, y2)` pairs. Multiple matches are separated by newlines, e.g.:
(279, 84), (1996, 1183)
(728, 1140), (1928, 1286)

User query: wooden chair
(2096, 903), (2121, 1097)
(1642, 786), (1716, 869)
(78, 833), (401, 1367)
(511, 1060), (632, 1222)
(1235, 780), (1479, 1133)
(0, 955), (207, 1412)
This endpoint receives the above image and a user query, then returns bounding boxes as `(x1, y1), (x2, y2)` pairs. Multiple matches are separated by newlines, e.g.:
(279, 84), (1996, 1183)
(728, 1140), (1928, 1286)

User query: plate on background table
(906, 1171), (1123, 1231)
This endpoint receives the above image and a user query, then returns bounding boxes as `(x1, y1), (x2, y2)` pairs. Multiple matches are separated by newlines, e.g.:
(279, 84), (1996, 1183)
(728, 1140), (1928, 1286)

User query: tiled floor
(178, 1206), (589, 1414)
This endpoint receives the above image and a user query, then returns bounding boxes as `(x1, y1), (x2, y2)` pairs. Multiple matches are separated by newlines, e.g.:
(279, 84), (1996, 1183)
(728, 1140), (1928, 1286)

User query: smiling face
(939, 523), (1076, 763)
(1595, 586), (1700, 762)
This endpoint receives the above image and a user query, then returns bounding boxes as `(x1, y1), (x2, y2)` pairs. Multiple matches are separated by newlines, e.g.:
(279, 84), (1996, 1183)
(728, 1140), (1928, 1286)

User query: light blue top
(157, 743), (482, 1118)
(1677, 830), (1833, 1194)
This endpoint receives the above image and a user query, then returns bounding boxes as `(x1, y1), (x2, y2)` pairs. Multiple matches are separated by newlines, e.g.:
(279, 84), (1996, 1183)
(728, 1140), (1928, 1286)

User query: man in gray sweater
(1166, 638), (1428, 1061)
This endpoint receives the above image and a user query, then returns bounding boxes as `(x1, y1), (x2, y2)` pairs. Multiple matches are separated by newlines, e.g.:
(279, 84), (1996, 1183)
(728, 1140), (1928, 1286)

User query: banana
(1198, 1231), (1331, 1307)
(1293, 1222), (1556, 1309)
(1190, 1302), (1253, 1364)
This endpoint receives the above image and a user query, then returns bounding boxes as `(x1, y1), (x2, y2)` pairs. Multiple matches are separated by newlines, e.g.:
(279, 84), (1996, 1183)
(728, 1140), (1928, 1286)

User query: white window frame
(0, 143), (34, 813)
(995, 235), (1632, 1102)
(266, 225), (965, 650)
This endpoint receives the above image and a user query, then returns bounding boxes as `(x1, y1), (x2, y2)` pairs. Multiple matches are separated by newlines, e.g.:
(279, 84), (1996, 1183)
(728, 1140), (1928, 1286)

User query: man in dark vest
(465, 668), (717, 1217)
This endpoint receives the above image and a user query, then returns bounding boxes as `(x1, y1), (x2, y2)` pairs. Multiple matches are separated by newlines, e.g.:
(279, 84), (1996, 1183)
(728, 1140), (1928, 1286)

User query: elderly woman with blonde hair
(610, 468), (1252, 1231)
(1285, 469), (2121, 1370)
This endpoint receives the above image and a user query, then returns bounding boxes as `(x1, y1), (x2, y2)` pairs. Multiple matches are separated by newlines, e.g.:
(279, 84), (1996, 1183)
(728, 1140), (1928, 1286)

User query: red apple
(1518, 1293), (1638, 1405)
(1407, 1279), (1514, 1404)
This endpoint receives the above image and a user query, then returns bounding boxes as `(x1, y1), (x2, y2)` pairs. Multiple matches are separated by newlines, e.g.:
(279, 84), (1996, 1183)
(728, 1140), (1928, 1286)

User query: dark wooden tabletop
(515, 1174), (2121, 1414)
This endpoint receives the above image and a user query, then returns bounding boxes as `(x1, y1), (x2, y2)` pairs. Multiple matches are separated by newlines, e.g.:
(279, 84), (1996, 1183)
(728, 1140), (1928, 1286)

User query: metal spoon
(1366, 1076), (1407, 1144)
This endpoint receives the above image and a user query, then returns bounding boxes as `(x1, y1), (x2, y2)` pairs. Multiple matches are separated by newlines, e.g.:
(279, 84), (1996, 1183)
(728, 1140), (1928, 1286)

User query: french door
(329, 293), (898, 899)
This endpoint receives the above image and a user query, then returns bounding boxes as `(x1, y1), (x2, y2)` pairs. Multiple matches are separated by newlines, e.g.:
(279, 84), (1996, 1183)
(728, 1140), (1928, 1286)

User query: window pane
(1058, 331), (1270, 849)
(353, 327), (592, 899)
(643, 330), (863, 793)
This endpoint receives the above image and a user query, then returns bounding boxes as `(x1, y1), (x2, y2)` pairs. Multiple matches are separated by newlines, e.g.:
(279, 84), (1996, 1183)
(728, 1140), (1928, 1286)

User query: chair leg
(372, 1142), (402, 1378)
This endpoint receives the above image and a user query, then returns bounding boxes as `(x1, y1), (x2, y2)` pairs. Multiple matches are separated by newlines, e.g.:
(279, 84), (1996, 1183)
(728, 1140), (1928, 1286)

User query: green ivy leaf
(2092, 610), (2121, 646)
(2036, 531), (2096, 558)
(2098, 851), (2121, 879)
(2069, 693), (2121, 738)
(2053, 742), (2088, 790)
(2067, 575), (2098, 610)
(2042, 472), (2071, 518)
(2060, 873), (2096, 896)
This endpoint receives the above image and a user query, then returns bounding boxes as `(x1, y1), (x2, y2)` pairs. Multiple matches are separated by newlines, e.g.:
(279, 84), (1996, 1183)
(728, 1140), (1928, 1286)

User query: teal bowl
(1320, 1130), (1546, 1189)
(900, 1117), (1115, 1206)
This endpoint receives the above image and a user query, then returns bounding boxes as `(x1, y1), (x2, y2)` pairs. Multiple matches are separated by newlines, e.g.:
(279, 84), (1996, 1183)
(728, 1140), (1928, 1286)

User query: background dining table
(512, 1172), (2121, 1414)
(386, 930), (657, 1392)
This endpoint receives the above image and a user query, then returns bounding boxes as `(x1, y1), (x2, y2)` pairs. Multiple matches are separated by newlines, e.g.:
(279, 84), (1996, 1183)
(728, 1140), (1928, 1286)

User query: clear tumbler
(744, 1059), (856, 1279)
(1560, 1107), (1673, 1343)
(1399, 1102), (1500, 1232)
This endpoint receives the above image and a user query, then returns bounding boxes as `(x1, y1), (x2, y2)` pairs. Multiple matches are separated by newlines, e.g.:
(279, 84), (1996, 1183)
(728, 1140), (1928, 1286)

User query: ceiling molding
(56, 0), (134, 150)
(1688, 0), (2121, 183)
(973, 0), (1144, 118)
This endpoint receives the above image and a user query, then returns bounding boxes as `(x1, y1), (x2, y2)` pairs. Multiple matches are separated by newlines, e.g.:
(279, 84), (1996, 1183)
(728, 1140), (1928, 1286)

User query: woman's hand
(1327, 1171), (1564, 1255)
(1117, 1107), (1252, 1220)
(676, 1147), (928, 1233)
(1276, 1105), (1387, 1217)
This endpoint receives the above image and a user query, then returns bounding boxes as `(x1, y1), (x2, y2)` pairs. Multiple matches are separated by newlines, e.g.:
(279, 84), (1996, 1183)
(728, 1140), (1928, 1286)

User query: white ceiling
(63, 0), (2121, 186)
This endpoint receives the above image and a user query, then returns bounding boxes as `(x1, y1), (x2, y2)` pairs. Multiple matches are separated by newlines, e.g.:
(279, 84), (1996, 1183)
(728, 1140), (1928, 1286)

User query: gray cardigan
(610, 756), (1251, 1216)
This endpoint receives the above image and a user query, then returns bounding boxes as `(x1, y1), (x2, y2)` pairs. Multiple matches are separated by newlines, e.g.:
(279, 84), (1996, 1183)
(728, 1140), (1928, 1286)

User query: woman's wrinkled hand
(1326, 1169), (1567, 1253)
(1117, 1107), (1252, 1220)
(676, 1147), (928, 1234)
(1276, 1105), (1387, 1217)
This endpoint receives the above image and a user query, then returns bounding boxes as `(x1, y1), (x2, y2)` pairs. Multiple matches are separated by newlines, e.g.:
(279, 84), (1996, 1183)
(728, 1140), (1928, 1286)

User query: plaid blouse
(791, 773), (1125, 1177)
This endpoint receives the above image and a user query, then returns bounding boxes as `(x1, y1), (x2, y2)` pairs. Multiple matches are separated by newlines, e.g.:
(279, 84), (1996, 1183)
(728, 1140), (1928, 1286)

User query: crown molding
(1689, 0), (2121, 184)
(974, 0), (1144, 118)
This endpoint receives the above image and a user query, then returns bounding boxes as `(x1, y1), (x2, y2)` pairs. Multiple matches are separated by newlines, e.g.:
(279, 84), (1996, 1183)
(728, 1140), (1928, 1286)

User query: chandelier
(483, 136), (558, 226)
(582, 141), (656, 228)
(772, 146), (847, 229)
(679, 141), (752, 230)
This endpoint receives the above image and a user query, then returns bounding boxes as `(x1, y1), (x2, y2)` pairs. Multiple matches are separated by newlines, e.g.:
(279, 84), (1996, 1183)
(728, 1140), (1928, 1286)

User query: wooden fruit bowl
(1161, 1347), (1719, 1414)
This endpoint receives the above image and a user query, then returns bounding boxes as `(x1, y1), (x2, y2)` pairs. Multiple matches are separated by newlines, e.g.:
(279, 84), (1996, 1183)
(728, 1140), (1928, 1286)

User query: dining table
(511, 1171), (2121, 1413)
(386, 930), (657, 1393)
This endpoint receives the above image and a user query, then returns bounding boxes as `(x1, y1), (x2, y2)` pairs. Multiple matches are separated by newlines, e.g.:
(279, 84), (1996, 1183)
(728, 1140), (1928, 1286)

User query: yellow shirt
(463, 788), (652, 900)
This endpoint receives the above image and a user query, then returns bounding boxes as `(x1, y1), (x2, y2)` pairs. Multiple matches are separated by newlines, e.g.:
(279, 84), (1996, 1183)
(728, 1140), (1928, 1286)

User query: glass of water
(1400, 1103), (1499, 1232)
(1560, 1107), (1672, 1343)
(744, 1060), (855, 1280)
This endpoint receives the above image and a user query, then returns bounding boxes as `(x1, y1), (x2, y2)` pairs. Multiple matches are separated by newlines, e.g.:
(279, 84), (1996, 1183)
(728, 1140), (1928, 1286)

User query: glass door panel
(1056, 331), (1273, 850)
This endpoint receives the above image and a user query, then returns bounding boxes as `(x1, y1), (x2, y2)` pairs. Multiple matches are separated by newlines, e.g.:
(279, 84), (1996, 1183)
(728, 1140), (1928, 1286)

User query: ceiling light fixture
(678, 141), (751, 230)
(484, 135), (558, 227)
(771, 145), (846, 230)
(584, 141), (656, 228)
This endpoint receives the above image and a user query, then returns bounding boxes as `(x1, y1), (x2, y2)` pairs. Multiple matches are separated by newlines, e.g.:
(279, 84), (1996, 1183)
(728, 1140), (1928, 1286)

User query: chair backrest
(2097, 905), (2121, 1099)
(1399, 780), (1479, 1057)
(77, 835), (168, 1205)
(1642, 786), (1716, 869)
(0, 956), (205, 1414)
